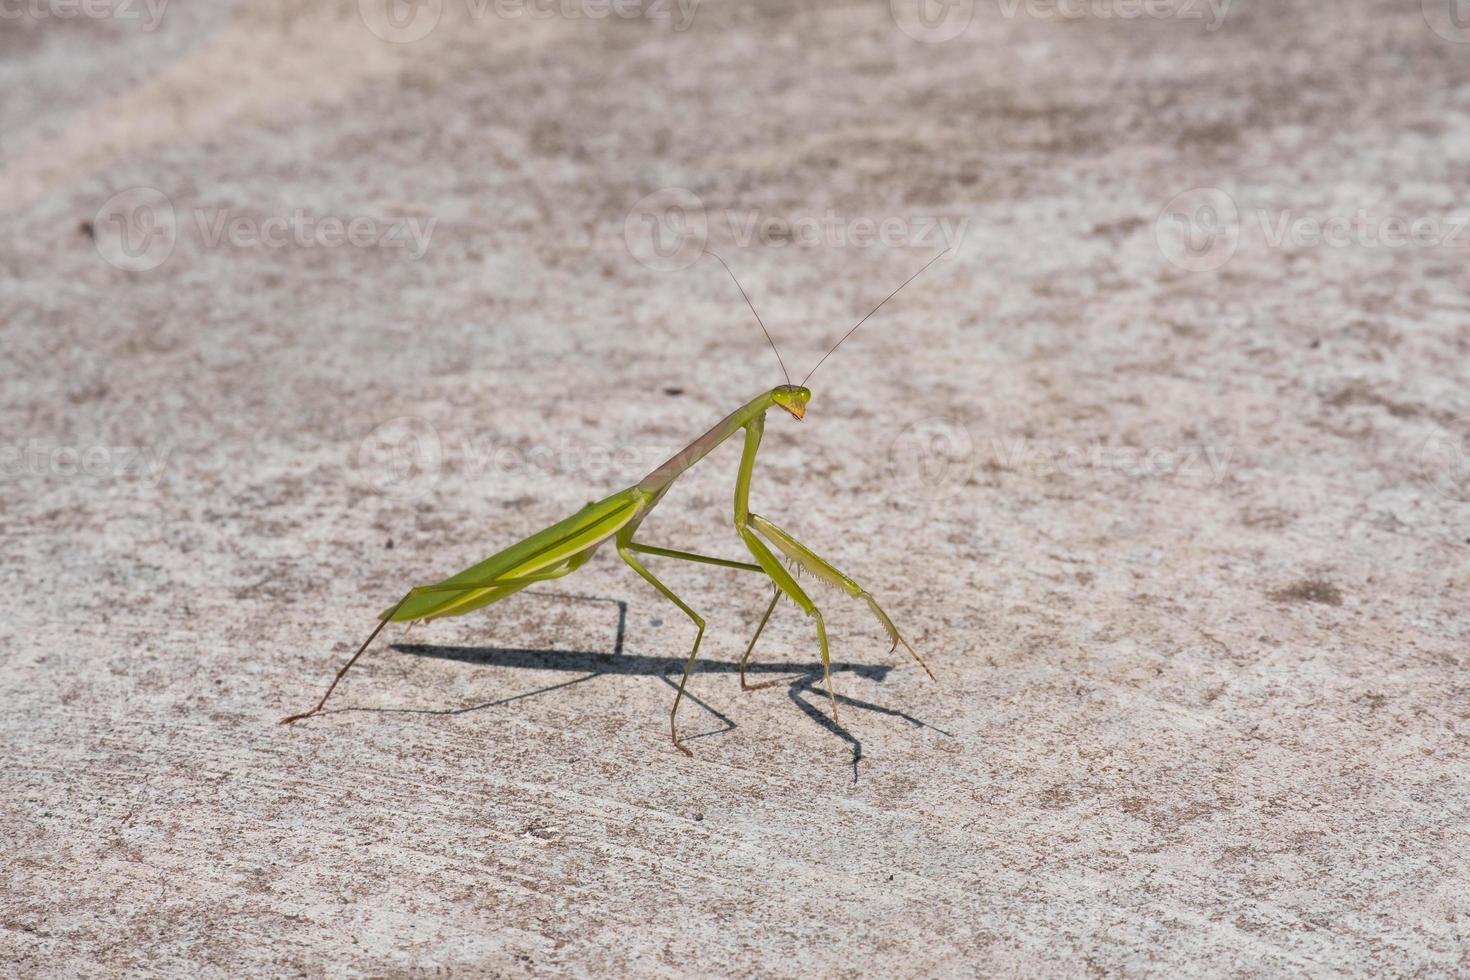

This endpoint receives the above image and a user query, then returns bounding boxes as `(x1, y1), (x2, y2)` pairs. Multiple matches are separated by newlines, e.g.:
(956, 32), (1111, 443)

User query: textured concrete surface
(3, 0), (1469, 975)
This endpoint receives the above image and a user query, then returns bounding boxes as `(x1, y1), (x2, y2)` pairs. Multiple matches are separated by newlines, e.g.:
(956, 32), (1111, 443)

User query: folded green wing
(384, 487), (647, 622)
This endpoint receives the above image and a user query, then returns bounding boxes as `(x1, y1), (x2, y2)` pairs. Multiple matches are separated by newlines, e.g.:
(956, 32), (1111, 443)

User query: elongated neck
(638, 390), (776, 492)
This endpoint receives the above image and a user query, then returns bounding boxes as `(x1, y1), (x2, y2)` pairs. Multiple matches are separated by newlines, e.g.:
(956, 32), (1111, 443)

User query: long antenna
(703, 249), (790, 386)
(801, 248), (950, 386)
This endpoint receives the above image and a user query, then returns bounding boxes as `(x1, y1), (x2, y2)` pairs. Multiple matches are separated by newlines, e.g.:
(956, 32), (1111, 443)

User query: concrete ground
(3, 0), (1468, 975)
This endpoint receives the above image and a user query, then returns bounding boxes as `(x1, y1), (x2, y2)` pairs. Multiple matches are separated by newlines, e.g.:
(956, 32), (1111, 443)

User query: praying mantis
(280, 249), (946, 755)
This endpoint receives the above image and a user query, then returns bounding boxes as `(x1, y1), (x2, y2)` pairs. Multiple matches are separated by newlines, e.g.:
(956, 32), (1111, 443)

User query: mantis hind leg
(746, 513), (935, 681)
(278, 553), (591, 725)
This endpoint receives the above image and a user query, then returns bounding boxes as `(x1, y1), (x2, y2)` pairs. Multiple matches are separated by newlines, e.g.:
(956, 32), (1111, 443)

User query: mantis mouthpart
(279, 248), (948, 756)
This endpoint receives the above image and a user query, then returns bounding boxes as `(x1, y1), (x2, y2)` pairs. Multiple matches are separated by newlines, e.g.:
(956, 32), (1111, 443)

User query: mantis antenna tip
(801, 247), (951, 386)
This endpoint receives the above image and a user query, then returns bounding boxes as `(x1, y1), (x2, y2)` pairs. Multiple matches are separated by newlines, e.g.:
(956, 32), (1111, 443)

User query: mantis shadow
(321, 593), (948, 777)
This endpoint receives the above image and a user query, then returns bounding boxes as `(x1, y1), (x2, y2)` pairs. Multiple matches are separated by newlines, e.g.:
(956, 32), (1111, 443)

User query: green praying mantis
(280, 249), (947, 755)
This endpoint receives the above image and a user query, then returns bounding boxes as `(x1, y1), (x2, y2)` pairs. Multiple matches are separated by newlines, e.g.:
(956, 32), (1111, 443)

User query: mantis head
(772, 385), (811, 420)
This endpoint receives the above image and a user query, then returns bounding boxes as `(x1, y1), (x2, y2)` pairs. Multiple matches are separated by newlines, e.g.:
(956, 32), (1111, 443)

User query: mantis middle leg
(738, 588), (782, 692)
(615, 537), (768, 754)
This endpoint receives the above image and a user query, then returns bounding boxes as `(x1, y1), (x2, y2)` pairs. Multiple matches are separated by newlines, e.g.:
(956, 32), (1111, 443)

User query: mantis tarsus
(280, 249), (947, 755)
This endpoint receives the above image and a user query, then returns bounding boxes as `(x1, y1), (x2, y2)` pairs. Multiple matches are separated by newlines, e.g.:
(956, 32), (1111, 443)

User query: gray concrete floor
(3, 0), (1468, 975)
